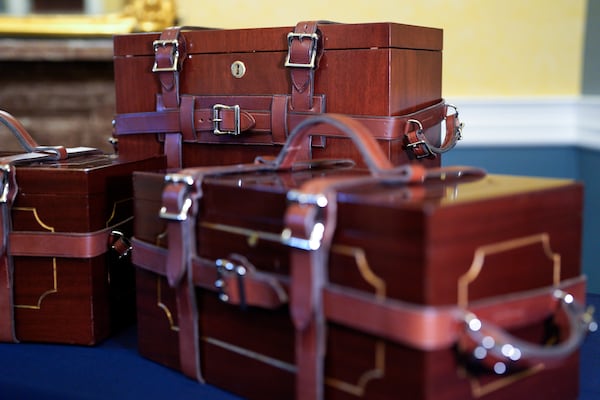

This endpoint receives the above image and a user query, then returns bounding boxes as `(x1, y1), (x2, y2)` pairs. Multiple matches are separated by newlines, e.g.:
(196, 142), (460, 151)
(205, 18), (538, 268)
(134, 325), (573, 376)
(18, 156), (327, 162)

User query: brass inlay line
(105, 198), (133, 227)
(15, 258), (58, 310)
(203, 336), (297, 373)
(467, 363), (545, 398)
(156, 276), (179, 332)
(13, 207), (55, 232)
(458, 233), (559, 308)
(200, 221), (387, 297)
(330, 244), (386, 299)
(13, 207), (58, 310)
(325, 341), (386, 397)
(200, 221), (282, 248)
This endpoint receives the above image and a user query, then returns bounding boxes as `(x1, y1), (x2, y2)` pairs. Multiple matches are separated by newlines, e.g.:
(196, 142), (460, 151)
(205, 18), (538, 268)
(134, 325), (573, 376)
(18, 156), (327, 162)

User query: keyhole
(231, 61), (246, 78)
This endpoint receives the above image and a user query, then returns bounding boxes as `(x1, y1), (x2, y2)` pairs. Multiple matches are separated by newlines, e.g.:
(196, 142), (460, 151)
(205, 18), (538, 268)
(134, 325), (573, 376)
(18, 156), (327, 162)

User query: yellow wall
(176, 0), (587, 98)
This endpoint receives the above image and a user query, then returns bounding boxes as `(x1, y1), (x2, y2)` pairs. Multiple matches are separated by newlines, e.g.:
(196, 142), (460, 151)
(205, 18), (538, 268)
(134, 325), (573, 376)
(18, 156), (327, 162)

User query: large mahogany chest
(132, 155), (587, 399)
(112, 21), (457, 169)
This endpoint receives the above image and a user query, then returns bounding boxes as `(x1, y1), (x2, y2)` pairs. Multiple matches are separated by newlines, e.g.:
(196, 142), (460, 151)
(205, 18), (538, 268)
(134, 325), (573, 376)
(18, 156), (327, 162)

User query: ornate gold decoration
(13, 207), (58, 310)
(0, 0), (177, 36)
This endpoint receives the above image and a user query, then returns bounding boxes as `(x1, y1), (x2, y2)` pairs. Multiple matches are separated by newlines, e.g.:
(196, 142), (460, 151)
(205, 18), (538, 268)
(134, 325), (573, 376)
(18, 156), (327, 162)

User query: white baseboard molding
(447, 96), (600, 150)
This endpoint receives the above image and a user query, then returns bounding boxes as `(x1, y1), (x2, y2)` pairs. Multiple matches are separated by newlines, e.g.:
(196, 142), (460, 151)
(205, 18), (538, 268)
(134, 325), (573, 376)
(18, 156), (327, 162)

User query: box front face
(6, 155), (165, 344)
(115, 32), (441, 116)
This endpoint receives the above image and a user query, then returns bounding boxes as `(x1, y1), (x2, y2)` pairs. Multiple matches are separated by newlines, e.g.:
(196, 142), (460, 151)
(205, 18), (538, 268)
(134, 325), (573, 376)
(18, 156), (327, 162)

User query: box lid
(13, 153), (163, 196)
(113, 22), (443, 57)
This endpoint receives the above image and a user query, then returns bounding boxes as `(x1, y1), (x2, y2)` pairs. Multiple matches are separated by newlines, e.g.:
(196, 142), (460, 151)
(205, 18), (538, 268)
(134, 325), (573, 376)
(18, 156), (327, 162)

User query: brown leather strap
(0, 110), (68, 161)
(153, 27), (186, 109)
(404, 105), (463, 159)
(8, 217), (133, 259)
(286, 21), (324, 111)
(154, 27), (186, 169)
(132, 238), (288, 309)
(114, 97), (452, 145)
(159, 163), (273, 381)
(0, 165), (18, 342)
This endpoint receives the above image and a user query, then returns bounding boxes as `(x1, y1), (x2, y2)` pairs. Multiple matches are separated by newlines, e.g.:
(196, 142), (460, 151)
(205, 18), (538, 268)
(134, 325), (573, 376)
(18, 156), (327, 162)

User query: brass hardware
(231, 61), (246, 78)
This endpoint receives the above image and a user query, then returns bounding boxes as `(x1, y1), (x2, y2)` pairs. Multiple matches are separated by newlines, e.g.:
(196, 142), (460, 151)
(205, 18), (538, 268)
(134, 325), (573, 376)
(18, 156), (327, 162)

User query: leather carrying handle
(272, 113), (425, 181)
(0, 110), (67, 160)
(459, 285), (596, 373)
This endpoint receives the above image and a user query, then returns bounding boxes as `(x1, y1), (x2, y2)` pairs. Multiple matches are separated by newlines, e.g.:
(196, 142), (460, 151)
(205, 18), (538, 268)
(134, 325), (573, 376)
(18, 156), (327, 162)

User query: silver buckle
(212, 104), (241, 136)
(446, 104), (464, 141)
(159, 173), (195, 221)
(0, 164), (11, 203)
(152, 39), (180, 72)
(280, 190), (328, 251)
(284, 32), (319, 68)
(215, 258), (247, 309)
(405, 119), (433, 159)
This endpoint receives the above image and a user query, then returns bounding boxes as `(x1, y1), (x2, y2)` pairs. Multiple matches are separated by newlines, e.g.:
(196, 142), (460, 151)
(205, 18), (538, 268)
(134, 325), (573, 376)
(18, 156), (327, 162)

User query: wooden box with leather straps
(112, 21), (460, 170)
(131, 114), (595, 399)
(0, 110), (165, 345)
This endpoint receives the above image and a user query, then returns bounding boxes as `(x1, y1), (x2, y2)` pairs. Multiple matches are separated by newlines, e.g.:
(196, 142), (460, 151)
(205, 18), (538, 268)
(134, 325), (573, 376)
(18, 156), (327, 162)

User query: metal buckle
(215, 258), (247, 309)
(446, 104), (464, 141)
(281, 190), (328, 251)
(109, 230), (132, 259)
(212, 104), (241, 136)
(0, 164), (11, 203)
(159, 173), (195, 221)
(284, 32), (319, 68)
(405, 119), (433, 159)
(152, 39), (180, 72)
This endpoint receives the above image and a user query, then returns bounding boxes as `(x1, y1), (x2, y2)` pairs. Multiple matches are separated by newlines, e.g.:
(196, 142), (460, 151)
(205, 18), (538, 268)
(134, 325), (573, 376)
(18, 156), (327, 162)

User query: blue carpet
(1, 294), (599, 399)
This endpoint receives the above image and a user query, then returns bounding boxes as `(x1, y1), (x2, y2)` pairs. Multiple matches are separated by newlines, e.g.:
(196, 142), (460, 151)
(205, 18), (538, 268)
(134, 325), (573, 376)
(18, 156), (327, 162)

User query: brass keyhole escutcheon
(231, 61), (246, 78)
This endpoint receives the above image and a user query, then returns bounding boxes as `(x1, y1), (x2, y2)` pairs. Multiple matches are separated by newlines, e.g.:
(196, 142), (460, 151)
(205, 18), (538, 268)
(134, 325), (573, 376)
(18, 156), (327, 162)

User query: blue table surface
(1, 294), (599, 400)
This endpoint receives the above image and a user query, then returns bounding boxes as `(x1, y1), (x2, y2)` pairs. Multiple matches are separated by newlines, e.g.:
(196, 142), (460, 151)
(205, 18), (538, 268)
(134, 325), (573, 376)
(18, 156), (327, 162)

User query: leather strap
(153, 27), (186, 109)
(0, 110), (68, 161)
(404, 105), (463, 159)
(132, 238), (288, 309)
(0, 165), (18, 342)
(287, 21), (324, 111)
(154, 27), (186, 169)
(159, 162), (276, 381)
(8, 217), (133, 259)
(114, 97), (454, 146)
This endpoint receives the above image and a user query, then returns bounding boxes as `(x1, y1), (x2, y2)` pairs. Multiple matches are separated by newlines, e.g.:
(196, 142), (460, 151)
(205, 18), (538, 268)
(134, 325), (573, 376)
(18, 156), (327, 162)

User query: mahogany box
(1, 151), (165, 345)
(132, 164), (588, 399)
(112, 21), (459, 169)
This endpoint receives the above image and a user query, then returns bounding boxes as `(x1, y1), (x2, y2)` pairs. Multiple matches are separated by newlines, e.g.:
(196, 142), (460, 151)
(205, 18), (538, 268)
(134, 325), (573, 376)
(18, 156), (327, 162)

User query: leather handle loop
(272, 113), (426, 182)
(0, 110), (68, 160)
(460, 289), (596, 373)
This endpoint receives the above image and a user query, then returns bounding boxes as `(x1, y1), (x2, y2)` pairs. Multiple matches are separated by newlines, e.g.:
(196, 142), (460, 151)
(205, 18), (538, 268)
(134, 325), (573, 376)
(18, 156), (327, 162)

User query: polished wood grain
(113, 22), (443, 168)
(9, 155), (165, 345)
(133, 169), (583, 399)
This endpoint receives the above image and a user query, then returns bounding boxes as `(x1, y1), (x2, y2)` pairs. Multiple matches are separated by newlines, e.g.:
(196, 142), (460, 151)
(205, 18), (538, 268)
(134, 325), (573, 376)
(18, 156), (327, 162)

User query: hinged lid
(113, 22), (443, 57)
